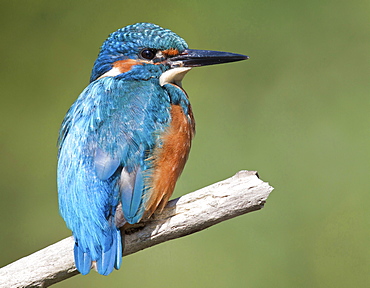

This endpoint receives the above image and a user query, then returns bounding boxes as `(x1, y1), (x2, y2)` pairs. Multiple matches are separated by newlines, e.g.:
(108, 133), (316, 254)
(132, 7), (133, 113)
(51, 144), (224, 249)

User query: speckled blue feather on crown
(103, 23), (188, 52)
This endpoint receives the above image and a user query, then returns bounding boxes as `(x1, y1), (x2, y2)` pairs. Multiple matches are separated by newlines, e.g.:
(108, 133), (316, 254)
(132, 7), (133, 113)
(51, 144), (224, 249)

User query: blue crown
(90, 23), (188, 82)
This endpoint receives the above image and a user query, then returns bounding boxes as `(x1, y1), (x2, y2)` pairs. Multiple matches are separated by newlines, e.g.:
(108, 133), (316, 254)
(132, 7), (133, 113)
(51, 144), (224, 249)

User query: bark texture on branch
(0, 170), (273, 288)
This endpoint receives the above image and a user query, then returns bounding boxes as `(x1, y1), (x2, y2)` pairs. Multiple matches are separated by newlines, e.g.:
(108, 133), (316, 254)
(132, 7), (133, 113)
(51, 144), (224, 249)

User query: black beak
(168, 48), (249, 68)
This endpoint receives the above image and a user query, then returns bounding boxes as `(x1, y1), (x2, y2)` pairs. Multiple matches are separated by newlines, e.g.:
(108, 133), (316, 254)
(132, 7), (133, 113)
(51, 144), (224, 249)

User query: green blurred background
(0, 0), (369, 287)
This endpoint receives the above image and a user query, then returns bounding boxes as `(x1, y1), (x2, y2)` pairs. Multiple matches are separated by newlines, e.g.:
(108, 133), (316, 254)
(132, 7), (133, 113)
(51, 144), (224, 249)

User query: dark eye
(140, 48), (157, 60)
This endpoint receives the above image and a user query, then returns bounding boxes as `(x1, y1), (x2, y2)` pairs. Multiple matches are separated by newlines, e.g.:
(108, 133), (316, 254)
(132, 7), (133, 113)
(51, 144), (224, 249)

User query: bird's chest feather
(144, 84), (195, 217)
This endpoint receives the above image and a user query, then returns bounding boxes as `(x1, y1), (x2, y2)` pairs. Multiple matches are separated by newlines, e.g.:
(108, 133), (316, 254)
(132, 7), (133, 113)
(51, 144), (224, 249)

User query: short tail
(74, 228), (123, 275)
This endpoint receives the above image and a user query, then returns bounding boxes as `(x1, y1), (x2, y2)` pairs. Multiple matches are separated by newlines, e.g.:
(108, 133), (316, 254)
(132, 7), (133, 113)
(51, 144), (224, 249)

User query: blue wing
(57, 76), (171, 275)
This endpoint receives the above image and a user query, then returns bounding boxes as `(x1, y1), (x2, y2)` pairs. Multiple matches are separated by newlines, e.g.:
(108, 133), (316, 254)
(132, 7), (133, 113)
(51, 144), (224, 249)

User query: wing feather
(57, 76), (171, 275)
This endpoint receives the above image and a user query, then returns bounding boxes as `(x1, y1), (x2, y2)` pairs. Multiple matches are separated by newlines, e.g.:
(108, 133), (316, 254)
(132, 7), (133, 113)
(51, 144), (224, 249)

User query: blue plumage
(57, 22), (248, 275)
(58, 76), (171, 274)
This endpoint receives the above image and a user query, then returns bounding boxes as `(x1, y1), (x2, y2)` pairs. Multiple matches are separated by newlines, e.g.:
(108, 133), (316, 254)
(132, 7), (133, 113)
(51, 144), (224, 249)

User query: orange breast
(144, 103), (195, 217)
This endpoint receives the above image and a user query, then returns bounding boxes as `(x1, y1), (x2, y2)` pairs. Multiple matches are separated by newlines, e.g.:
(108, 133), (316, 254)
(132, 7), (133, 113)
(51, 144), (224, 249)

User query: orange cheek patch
(113, 59), (142, 73)
(162, 48), (179, 57)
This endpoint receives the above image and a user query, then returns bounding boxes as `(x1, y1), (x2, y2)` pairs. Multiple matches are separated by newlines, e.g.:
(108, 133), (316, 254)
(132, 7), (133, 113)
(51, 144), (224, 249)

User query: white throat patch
(159, 67), (192, 87)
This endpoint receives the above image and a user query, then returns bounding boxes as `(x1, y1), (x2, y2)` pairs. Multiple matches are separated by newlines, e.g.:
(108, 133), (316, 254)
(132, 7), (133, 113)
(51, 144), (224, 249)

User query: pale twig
(0, 170), (273, 288)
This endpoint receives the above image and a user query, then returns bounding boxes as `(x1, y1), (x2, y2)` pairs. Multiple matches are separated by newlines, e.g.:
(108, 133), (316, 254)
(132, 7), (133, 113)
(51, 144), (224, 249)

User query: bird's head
(90, 23), (248, 86)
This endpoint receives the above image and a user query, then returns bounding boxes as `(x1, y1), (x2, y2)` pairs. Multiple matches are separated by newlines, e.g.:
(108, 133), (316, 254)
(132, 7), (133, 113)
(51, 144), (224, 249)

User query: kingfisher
(57, 22), (248, 276)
